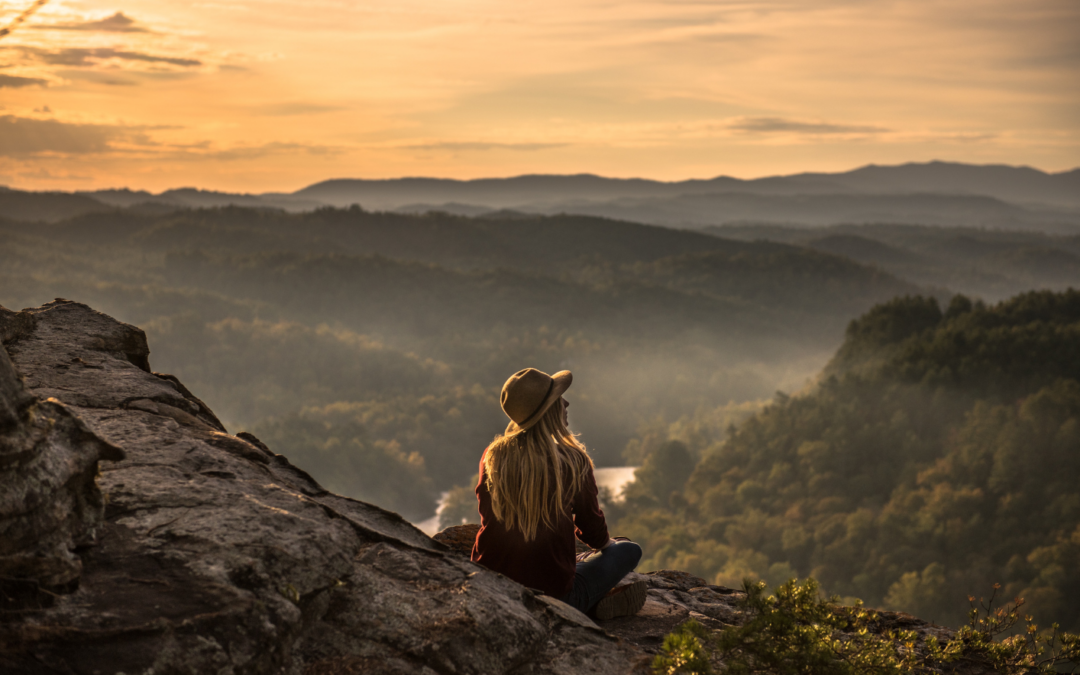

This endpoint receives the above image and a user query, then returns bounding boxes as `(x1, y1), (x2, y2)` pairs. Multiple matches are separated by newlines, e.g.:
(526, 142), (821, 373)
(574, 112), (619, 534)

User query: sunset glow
(1, 0), (1077, 192)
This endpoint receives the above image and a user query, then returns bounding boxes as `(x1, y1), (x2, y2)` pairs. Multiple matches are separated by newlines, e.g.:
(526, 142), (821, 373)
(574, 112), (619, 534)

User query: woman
(471, 367), (646, 619)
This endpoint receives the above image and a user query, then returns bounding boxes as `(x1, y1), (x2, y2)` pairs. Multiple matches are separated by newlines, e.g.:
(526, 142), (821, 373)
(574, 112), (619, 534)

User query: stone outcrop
(0, 318), (124, 602)
(0, 300), (646, 674)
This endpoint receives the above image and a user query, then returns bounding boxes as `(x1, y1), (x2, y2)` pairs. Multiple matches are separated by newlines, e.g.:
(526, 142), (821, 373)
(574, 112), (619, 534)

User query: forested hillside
(611, 290), (1080, 631)
(0, 206), (914, 519)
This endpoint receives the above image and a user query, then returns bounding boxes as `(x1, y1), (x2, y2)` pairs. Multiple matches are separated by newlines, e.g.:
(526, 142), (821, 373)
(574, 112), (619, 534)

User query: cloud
(13, 166), (92, 181)
(262, 102), (345, 116)
(0, 73), (46, 88)
(19, 46), (201, 68)
(728, 117), (890, 135)
(55, 70), (139, 86)
(0, 115), (117, 155)
(38, 12), (149, 33)
(404, 141), (569, 152)
(0, 119), (340, 161)
(199, 142), (345, 161)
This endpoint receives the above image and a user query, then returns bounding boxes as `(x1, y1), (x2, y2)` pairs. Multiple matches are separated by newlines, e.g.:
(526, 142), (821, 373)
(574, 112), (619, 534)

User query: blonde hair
(483, 401), (594, 541)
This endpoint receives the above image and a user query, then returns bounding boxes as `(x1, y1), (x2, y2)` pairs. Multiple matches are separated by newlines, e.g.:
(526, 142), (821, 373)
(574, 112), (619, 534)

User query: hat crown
(501, 368), (554, 425)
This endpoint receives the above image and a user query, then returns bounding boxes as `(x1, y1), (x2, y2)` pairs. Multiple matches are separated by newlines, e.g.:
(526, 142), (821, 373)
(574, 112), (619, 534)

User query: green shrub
(652, 578), (1079, 675)
(653, 620), (714, 675)
(927, 584), (1080, 674)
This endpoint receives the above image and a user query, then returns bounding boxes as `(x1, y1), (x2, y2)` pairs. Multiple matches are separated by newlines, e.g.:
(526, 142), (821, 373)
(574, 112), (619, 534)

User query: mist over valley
(3, 160), (1079, 636)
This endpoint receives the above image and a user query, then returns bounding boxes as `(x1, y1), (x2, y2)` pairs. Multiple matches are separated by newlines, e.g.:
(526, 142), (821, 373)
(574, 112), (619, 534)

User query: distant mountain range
(294, 162), (1080, 211)
(2, 161), (1078, 231)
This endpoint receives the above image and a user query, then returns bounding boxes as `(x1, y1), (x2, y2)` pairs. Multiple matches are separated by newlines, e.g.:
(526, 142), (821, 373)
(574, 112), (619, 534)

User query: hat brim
(504, 370), (572, 435)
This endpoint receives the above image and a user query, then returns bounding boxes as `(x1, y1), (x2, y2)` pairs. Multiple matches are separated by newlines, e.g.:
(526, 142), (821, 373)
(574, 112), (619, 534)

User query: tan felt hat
(501, 368), (572, 434)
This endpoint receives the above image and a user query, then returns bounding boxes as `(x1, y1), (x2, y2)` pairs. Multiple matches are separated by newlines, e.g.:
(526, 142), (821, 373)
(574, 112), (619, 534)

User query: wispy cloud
(11, 166), (93, 182)
(0, 115), (343, 162)
(53, 70), (139, 86)
(0, 115), (117, 155)
(0, 73), (46, 88)
(197, 142), (346, 161)
(729, 117), (890, 135)
(262, 102), (345, 116)
(36, 12), (149, 33)
(18, 46), (201, 68)
(405, 141), (570, 152)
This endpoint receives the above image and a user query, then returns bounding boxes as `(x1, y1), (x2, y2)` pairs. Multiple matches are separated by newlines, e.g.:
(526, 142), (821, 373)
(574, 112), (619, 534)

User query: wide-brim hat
(501, 368), (572, 435)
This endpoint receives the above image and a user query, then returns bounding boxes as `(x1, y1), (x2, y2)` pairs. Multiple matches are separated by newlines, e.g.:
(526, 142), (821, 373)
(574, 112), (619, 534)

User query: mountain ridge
(43, 160), (1077, 210)
(289, 161), (1080, 211)
(0, 161), (1052, 234)
(5, 161), (1078, 231)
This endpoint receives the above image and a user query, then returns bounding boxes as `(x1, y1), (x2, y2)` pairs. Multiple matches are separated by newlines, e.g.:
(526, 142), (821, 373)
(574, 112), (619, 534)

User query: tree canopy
(612, 290), (1080, 632)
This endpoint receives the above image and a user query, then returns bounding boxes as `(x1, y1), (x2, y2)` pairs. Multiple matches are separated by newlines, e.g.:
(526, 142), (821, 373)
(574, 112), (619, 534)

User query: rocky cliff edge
(0, 300), (956, 675)
(0, 300), (654, 674)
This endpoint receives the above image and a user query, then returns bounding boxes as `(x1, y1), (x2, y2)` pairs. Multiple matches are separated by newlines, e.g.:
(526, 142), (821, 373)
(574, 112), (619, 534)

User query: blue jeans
(559, 541), (643, 614)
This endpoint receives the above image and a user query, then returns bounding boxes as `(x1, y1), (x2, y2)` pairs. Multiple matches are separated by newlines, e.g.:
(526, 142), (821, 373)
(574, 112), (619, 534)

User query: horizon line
(4, 159), (1077, 196)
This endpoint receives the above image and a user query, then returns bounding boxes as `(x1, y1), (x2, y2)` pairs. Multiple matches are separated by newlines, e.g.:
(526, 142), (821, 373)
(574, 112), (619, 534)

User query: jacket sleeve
(572, 465), (610, 549)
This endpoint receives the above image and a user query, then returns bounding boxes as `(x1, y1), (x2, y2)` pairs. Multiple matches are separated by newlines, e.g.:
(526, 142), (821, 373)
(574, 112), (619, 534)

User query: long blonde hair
(483, 400), (594, 541)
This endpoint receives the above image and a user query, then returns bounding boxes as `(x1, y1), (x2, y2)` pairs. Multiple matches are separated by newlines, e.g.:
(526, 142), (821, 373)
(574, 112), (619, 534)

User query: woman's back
(470, 367), (644, 619)
(471, 443), (609, 597)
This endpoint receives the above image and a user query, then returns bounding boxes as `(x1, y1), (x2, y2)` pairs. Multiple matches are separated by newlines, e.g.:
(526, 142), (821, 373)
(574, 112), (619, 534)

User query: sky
(1, 0), (1077, 192)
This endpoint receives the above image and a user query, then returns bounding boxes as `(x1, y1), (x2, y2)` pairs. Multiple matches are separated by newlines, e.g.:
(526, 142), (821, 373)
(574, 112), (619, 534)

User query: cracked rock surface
(0, 314), (124, 598)
(0, 300), (647, 675)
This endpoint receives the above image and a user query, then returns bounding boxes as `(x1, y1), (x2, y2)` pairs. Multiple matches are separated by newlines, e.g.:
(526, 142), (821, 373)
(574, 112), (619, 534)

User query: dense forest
(607, 290), (1080, 632)
(0, 205), (915, 519)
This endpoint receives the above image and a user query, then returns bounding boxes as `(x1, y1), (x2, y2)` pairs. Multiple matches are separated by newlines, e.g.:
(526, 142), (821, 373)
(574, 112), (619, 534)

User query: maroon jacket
(470, 447), (610, 597)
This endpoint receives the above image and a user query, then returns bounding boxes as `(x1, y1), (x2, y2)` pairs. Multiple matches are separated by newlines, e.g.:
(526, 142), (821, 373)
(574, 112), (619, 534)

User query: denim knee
(612, 541), (642, 569)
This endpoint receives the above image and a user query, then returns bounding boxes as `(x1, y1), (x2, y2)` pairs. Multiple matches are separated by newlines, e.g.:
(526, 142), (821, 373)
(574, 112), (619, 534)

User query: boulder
(0, 300), (647, 674)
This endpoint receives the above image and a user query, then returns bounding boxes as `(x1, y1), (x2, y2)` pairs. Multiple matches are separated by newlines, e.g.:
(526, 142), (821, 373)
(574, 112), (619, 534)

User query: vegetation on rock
(653, 579), (1080, 674)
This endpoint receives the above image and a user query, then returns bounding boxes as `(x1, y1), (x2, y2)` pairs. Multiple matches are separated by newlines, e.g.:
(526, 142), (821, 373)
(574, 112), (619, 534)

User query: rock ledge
(0, 300), (646, 675)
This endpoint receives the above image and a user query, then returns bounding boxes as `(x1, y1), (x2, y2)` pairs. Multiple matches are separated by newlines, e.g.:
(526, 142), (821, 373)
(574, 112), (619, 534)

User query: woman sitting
(471, 367), (646, 619)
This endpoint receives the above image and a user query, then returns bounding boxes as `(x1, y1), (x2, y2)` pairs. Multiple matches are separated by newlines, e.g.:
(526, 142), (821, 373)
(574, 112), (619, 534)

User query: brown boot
(593, 580), (647, 620)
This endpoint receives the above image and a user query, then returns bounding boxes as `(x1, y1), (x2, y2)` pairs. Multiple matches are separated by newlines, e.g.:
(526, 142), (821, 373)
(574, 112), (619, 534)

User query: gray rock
(0, 300), (648, 674)
(0, 335), (124, 599)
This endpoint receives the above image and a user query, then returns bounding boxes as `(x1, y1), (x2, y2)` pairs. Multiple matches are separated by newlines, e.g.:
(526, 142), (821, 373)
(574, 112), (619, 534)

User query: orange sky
(1, 0), (1077, 192)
